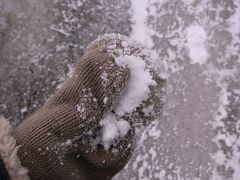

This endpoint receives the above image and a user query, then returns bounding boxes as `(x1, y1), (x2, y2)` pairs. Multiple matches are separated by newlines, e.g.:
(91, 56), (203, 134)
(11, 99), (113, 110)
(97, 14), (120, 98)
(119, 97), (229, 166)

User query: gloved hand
(87, 34), (166, 126)
(0, 34), (166, 180)
(14, 45), (130, 180)
(76, 34), (166, 180)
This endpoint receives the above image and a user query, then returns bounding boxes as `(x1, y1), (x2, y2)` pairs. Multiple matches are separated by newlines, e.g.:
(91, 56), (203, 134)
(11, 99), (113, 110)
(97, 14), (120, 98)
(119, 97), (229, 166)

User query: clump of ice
(114, 55), (156, 116)
(186, 25), (208, 65)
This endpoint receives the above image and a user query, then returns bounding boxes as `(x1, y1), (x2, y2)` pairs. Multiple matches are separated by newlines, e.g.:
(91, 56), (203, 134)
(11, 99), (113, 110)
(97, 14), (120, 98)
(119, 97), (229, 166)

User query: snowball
(114, 55), (156, 116)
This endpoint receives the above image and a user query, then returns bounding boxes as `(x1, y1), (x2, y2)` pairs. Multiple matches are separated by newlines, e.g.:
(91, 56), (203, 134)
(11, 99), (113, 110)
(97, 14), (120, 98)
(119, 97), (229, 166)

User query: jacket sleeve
(0, 155), (11, 180)
(0, 117), (30, 180)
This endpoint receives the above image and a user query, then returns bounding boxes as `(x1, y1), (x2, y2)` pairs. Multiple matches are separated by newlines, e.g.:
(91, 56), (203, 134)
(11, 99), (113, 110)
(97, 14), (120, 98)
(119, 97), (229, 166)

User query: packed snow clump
(85, 34), (165, 150)
(114, 55), (156, 116)
(100, 112), (131, 149)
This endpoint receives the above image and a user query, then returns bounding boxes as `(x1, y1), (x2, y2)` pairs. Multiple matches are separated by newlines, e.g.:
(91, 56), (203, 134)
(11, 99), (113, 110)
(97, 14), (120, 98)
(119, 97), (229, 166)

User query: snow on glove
(88, 34), (166, 124)
(0, 45), (130, 180)
(78, 34), (166, 178)
(88, 34), (166, 126)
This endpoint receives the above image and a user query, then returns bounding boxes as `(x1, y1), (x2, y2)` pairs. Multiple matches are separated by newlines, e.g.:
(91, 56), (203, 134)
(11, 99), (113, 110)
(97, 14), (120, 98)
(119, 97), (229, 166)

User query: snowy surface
(0, 0), (240, 179)
(115, 0), (240, 180)
(186, 25), (208, 65)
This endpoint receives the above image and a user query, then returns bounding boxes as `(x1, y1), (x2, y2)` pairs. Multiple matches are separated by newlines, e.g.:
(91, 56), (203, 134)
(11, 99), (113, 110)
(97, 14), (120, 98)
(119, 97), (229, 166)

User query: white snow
(98, 53), (156, 149)
(186, 25), (208, 65)
(67, 64), (74, 77)
(131, 0), (153, 47)
(100, 71), (108, 83)
(227, 0), (240, 37)
(100, 71), (109, 88)
(114, 55), (156, 116)
(103, 97), (108, 104)
(50, 25), (71, 36)
(100, 113), (130, 149)
(98, 52), (157, 149)
(20, 107), (28, 114)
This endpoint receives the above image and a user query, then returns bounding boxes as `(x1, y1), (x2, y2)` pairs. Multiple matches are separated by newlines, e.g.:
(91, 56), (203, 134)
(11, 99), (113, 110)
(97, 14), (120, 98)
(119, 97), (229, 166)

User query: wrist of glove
(0, 34), (166, 180)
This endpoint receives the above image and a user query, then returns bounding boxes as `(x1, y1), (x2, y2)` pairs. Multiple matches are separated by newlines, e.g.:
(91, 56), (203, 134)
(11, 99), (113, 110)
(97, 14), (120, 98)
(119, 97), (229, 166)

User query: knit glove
(0, 34), (166, 180)
(87, 34), (165, 126)
(14, 46), (130, 180)
(77, 34), (166, 179)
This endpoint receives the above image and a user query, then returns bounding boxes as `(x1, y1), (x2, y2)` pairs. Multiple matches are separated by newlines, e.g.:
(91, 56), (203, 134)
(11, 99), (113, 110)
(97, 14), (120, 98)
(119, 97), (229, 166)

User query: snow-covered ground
(0, 0), (239, 179)
(115, 0), (240, 179)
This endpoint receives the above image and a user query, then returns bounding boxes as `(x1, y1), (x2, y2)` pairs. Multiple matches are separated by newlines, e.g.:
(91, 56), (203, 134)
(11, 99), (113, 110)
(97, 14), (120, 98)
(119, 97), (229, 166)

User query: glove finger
(68, 127), (135, 179)
(74, 47), (130, 113)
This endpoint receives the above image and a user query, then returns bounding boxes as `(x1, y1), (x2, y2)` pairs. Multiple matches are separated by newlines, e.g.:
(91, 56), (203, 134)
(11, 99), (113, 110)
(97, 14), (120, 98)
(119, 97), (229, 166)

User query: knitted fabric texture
(14, 47), (131, 180)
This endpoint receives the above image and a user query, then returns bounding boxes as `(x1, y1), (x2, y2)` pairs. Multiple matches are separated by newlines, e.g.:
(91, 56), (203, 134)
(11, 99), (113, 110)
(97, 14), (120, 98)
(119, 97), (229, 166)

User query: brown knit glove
(13, 34), (165, 180)
(14, 46), (130, 180)
(76, 34), (166, 180)
(87, 34), (165, 126)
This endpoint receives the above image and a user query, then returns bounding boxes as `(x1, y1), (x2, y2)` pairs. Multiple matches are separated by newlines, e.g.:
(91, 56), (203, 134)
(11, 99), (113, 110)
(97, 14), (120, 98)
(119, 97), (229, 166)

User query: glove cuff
(0, 117), (30, 180)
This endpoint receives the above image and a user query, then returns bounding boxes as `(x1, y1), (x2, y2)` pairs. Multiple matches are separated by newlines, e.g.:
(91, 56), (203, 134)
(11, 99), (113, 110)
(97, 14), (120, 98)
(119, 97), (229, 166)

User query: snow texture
(115, 0), (240, 180)
(115, 55), (156, 116)
(131, 0), (153, 47)
(100, 113), (130, 149)
(186, 25), (208, 65)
